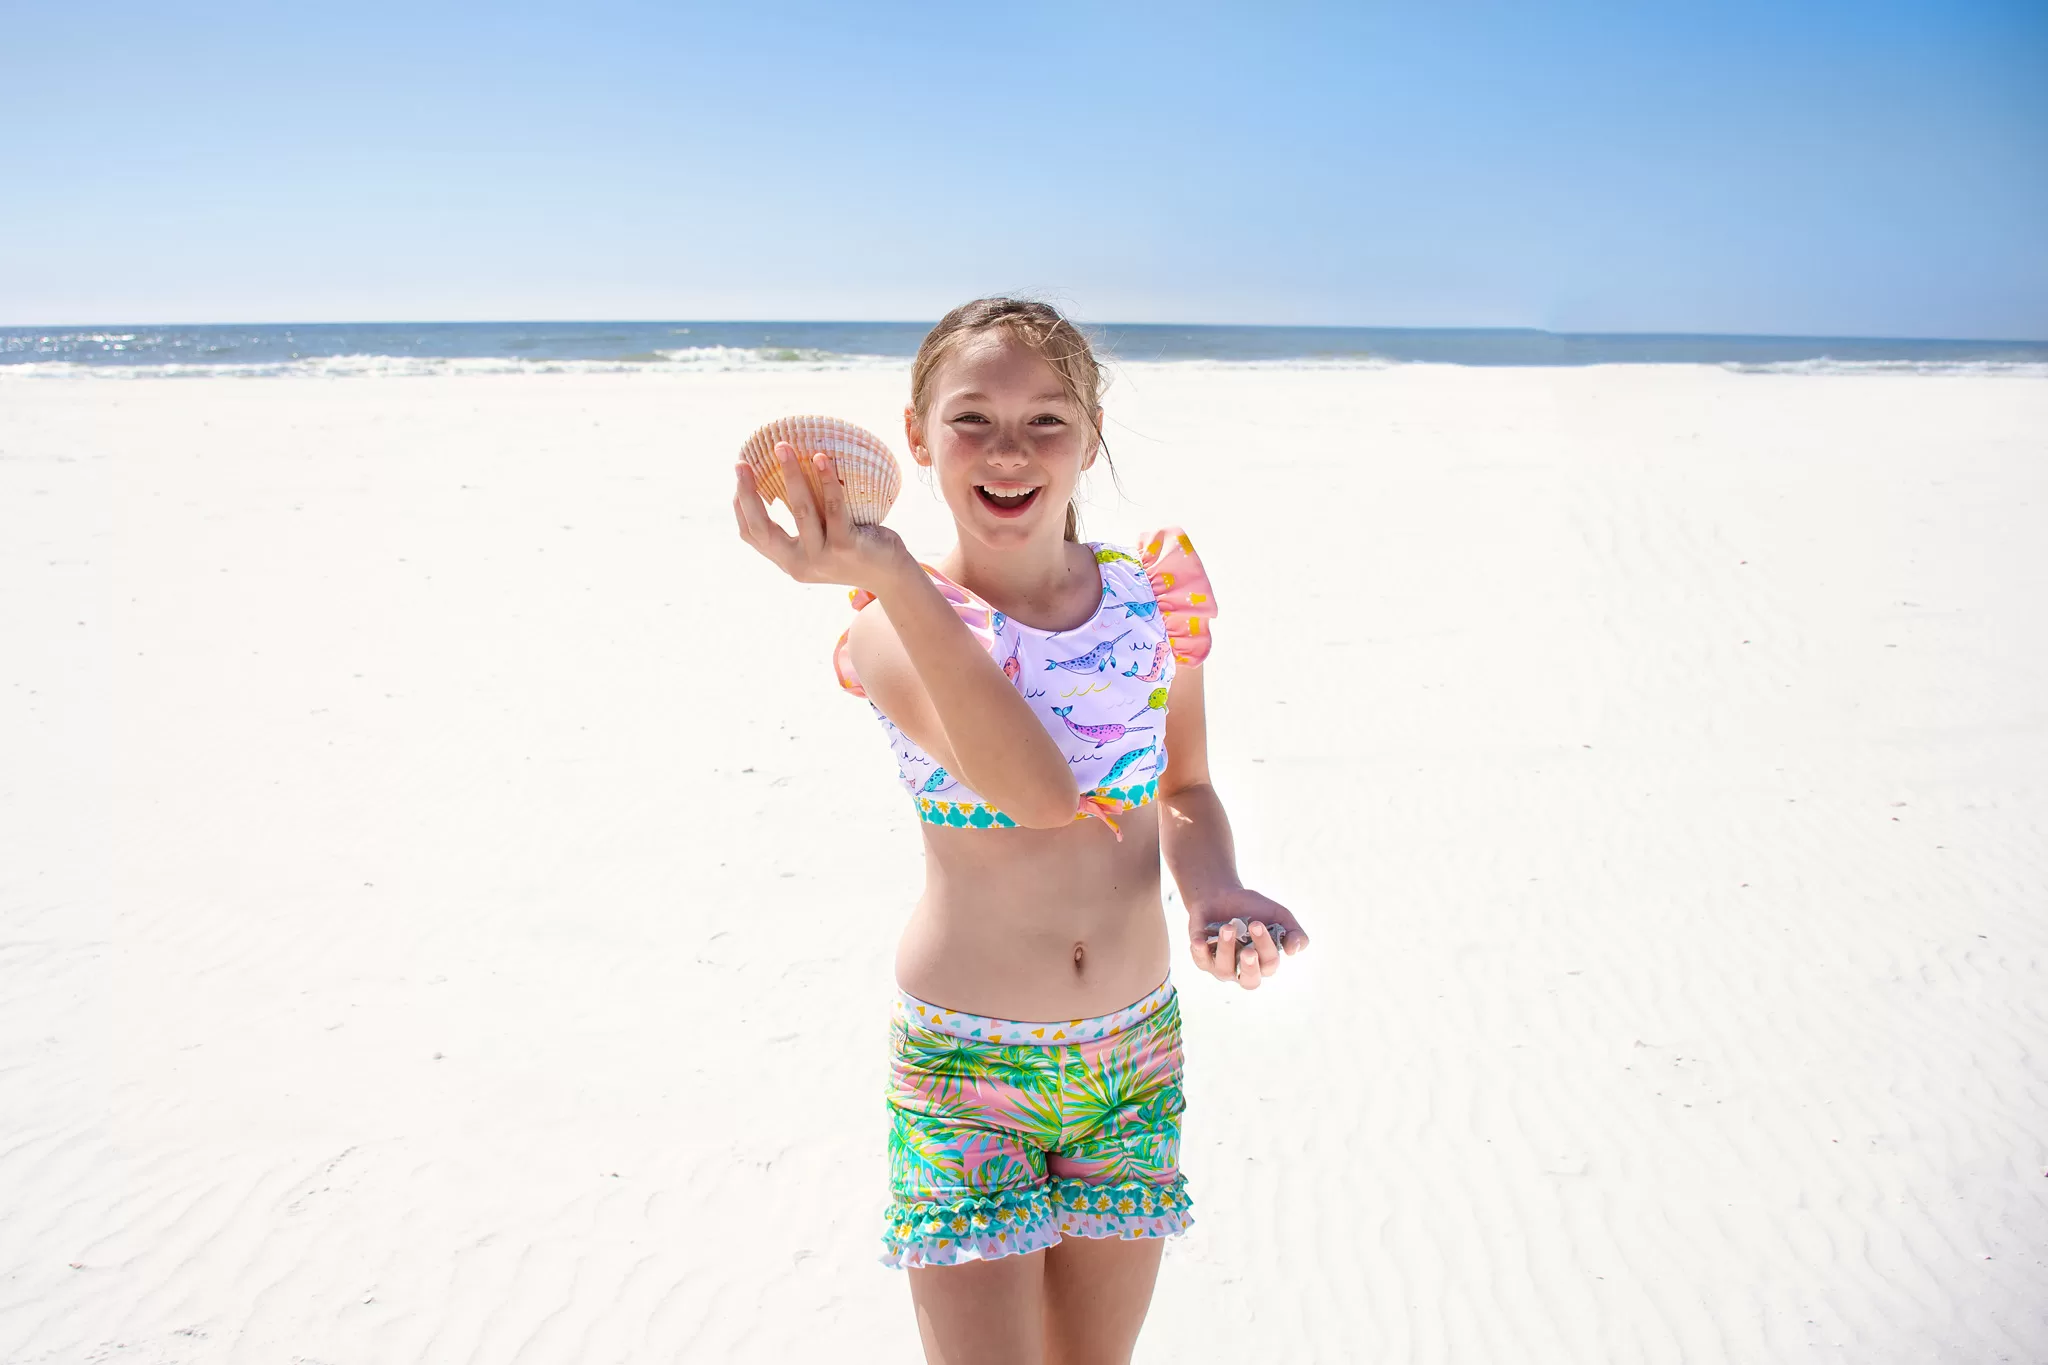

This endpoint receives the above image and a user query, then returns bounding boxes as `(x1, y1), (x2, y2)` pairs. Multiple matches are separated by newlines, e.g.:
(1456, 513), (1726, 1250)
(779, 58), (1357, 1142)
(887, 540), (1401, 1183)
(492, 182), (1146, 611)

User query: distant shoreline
(5, 320), (2045, 377)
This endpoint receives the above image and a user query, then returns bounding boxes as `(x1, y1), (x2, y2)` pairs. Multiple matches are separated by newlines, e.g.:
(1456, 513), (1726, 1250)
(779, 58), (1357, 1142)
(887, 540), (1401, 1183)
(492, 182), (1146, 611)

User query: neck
(941, 527), (1092, 620)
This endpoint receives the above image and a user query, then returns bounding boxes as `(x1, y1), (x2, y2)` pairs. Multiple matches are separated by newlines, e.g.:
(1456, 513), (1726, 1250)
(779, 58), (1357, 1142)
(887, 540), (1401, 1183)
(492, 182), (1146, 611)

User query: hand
(733, 442), (910, 593)
(1186, 887), (1309, 991)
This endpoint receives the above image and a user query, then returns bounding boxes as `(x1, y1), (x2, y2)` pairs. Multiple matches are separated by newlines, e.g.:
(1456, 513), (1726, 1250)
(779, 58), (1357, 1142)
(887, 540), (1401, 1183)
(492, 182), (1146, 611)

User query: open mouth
(975, 484), (1042, 515)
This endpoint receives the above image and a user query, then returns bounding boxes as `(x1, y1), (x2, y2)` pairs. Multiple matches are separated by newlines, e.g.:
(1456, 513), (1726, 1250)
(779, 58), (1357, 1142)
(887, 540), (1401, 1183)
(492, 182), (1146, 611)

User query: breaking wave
(0, 345), (903, 380)
(1721, 358), (2048, 378)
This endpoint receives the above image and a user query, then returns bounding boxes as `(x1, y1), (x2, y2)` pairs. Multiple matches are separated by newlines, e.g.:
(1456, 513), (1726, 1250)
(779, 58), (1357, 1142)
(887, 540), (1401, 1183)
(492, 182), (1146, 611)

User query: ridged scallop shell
(739, 415), (902, 525)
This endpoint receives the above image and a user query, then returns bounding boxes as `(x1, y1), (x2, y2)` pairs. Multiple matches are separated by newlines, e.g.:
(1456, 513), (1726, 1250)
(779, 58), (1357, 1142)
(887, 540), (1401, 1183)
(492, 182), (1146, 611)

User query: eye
(1031, 415), (1066, 425)
(950, 412), (989, 424)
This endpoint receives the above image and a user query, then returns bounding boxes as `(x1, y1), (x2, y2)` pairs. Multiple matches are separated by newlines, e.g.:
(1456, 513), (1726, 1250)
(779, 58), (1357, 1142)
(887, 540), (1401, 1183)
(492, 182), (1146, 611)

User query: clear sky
(3, 0), (2043, 338)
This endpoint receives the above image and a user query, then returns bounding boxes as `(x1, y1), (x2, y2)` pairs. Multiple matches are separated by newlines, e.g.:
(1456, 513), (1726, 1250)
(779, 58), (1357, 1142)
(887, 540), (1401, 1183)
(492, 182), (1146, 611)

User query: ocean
(3, 320), (2044, 377)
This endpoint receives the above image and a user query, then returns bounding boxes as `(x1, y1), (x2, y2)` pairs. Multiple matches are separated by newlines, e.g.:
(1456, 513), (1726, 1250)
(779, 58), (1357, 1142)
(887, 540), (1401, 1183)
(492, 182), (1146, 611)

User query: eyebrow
(950, 390), (1073, 404)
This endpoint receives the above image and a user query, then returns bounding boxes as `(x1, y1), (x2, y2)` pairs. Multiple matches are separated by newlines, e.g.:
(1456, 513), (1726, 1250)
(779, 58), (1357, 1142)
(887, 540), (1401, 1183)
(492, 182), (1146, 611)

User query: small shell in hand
(739, 415), (902, 525)
(1204, 921), (1287, 947)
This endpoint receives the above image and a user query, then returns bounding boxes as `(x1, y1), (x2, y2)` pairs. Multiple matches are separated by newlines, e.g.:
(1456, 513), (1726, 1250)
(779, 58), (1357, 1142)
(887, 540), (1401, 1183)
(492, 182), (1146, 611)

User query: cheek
(1043, 436), (1091, 479)
(932, 428), (986, 466)
(933, 454), (981, 497)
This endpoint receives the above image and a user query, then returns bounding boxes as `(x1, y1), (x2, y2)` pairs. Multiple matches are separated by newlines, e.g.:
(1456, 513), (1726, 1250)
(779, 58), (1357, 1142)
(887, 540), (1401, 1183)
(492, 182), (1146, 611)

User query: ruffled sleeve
(1137, 526), (1218, 666)
(832, 564), (1002, 698)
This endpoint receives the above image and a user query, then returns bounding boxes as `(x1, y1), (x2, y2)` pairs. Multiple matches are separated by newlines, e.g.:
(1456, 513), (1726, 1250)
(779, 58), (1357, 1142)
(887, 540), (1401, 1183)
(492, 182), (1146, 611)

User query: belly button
(1072, 942), (1087, 972)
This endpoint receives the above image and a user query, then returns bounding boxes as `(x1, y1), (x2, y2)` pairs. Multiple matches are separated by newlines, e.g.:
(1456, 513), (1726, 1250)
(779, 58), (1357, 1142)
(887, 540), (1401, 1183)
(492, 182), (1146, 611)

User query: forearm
(871, 561), (1078, 825)
(1159, 781), (1244, 909)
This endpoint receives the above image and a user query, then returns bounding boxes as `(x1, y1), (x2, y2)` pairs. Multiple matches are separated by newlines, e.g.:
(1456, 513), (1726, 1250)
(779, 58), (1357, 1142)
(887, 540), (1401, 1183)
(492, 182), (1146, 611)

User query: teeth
(979, 483), (1036, 494)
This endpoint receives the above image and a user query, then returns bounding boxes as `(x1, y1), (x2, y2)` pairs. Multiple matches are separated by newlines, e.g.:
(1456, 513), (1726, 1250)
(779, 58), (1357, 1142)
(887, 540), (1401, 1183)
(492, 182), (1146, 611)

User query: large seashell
(739, 415), (902, 525)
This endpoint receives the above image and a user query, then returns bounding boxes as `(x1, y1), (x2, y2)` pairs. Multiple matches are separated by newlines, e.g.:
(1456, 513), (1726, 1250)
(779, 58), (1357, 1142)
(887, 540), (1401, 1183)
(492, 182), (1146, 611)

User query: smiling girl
(732, 297), (1309, 1364)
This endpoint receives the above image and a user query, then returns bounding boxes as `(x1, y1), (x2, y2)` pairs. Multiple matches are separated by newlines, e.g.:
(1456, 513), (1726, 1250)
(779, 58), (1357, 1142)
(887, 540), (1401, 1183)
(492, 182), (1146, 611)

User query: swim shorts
(881, 977), (1193, 1268)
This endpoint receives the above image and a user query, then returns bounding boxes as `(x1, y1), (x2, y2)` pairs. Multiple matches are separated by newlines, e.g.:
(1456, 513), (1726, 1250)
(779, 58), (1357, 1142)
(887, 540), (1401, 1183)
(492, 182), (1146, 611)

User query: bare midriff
(894, 805), (1171, 1023)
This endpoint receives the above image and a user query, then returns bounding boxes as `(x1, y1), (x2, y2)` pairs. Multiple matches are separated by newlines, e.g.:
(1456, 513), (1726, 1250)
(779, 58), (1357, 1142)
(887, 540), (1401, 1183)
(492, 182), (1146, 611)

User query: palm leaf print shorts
(881, 977), (1192, 1268)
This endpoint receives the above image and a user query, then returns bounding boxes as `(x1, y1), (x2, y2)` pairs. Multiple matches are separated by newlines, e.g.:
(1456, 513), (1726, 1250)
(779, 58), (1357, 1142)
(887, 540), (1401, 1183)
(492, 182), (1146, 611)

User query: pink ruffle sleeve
(1136, 526), (1218, 666)
(832, 564), (999, 698)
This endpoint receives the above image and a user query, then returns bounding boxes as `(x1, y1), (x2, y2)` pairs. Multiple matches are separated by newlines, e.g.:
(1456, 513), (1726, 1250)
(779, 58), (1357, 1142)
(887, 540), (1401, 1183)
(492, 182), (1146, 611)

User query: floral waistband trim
(894, 975), (1176, 1044)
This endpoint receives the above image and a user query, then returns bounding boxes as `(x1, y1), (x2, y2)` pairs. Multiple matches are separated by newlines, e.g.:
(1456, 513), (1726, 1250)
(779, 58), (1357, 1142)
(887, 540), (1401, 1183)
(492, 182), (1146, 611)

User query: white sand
(3, 362), (2044, 1363)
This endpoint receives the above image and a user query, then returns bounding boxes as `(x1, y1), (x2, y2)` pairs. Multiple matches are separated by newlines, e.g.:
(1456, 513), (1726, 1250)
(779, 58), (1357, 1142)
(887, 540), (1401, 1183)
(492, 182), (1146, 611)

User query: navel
(1072, 942), (1087, 974)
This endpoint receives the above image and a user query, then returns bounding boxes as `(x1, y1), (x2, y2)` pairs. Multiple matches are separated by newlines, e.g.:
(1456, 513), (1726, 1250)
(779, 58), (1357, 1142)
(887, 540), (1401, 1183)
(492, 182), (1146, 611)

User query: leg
(887, 1005), (1065, 1363)
(907, 1249), (1047, 1365)
(1041, 1234), (1166, 1365)
(1037, 988), (1187, 1363)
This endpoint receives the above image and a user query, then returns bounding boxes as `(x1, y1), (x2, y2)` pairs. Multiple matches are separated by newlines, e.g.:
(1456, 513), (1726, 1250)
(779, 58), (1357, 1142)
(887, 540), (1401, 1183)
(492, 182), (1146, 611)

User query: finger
(1233, 943), (1264, 991)
(813, 452), (850, 537)
(733, 462), (764, 538)
(1212, 919), (1243, 981)
(733, 463), (799, 567)
(777, 442), (823, 544)
(1188, 933), (1215, 976)
(1247, 921), (1282, 975)
(1284, 922), (1310, 955)
(733, 461), (772, 538)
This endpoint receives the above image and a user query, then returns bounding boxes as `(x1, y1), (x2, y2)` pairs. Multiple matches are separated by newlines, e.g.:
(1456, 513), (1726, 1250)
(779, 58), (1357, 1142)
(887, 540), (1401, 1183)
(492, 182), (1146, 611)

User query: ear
(1083, 407), (1105, 470)
(904, 404), (930, 467)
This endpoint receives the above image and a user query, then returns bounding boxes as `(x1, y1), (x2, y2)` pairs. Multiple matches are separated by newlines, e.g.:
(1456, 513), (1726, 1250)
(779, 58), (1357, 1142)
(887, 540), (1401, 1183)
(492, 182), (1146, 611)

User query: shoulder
(840, 589), (933, 731)
(844, 589), (895, 654)
(1132, 525), (1218, 664)
(1133, 526), (1209, 578)
(837, 561), (1006, 691)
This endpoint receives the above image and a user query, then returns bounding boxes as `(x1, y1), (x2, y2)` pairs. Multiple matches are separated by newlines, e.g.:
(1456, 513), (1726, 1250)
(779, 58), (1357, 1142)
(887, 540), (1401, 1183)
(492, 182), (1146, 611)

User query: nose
(986, 433), (1028, 467)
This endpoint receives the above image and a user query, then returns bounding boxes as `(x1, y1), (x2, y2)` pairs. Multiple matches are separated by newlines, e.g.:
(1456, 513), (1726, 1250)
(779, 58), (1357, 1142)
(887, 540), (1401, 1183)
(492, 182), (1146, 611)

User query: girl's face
(906, 332), (1100, 549)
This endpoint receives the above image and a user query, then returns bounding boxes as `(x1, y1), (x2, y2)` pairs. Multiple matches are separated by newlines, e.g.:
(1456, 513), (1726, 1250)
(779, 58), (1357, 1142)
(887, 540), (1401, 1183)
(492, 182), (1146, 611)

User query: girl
(732, 298), (1309, 1365)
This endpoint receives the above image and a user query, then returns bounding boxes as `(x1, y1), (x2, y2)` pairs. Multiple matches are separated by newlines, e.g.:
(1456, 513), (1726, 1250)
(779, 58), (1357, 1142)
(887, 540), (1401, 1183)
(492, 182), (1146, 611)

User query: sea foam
(1720, 358), (2048, 378)
(0, 346), (904, 381)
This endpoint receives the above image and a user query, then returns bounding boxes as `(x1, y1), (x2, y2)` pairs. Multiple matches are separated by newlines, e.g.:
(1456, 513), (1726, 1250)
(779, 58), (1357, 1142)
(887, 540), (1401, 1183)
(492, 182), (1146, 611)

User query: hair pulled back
(910, 297), (1114, 543)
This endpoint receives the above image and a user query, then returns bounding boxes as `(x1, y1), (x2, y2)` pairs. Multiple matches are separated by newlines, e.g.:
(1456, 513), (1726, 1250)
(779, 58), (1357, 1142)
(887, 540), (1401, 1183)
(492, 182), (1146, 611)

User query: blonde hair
(910, 298), (1115, 542)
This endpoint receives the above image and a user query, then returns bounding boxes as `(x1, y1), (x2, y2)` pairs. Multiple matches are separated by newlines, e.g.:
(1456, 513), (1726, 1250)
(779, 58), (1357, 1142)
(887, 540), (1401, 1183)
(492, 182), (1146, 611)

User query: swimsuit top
(832, 526), (1218, 839)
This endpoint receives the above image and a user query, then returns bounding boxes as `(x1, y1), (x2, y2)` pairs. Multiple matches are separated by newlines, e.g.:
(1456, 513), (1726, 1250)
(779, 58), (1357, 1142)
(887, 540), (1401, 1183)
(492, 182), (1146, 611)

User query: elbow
(1004, 773), (1084, 831)
(951, 743), (1080, 830)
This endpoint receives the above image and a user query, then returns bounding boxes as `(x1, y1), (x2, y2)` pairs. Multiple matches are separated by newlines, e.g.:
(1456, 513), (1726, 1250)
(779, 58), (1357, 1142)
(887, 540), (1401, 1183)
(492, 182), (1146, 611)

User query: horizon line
(3, 318), (2045, 347)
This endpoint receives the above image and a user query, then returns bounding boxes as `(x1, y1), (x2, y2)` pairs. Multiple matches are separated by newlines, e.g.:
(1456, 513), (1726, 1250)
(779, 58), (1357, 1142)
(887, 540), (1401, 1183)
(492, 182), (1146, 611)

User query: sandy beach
(3, 362), (2044, 1363)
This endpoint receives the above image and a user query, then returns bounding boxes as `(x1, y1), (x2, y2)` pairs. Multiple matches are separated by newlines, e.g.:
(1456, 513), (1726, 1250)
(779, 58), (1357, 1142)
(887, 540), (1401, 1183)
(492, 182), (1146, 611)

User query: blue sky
(3, 1), (2042, 337)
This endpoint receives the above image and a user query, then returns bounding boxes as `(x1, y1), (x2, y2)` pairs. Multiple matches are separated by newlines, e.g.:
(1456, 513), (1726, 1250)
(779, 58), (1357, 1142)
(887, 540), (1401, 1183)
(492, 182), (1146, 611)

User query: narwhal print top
(832, 527), (1218, 839)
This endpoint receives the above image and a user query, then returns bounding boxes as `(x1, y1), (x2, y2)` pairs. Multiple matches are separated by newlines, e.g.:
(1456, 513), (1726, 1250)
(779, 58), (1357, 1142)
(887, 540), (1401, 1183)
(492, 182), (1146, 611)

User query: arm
(1158, 661), (1243, 901)
(1159, 657), (1310, 990)
(851, 565), (1080, 828)
(732, 441), (1079, 829)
